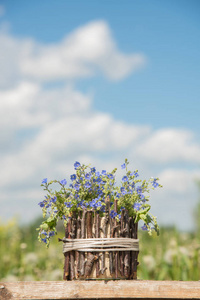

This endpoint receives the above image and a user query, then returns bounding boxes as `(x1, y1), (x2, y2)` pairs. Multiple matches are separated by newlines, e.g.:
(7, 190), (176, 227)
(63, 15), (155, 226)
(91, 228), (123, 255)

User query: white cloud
(135, 128), (200, 164)
(0, 21), (146, 88)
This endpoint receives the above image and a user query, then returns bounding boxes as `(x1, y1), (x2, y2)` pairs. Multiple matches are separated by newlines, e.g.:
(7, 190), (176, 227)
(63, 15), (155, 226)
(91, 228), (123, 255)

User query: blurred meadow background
(0, 0), (200, 281)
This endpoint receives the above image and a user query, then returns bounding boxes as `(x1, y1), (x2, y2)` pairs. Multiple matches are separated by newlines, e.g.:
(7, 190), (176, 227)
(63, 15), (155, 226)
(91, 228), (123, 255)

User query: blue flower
(133, 203), (141, 211)
(60, 179), (67, 186)
(122, 176), (128, 182)
(136, 186), (143, 194)
(141, 224), (148, 231)
(74, 161), (81, 170)
(152, 179), (159, 188)
(102, 170), (107, 175)
(121, 163), (126, 169)
(74, 183), (80, 191)
(85, 173), (92, 180)
(64, 201), (72, 208)
(107, 174), (114, 180)
(134, 171), (139, 178)
(95, 171), (100, 177)
(70, 174), (76, 181)
(49, 231), (55, 237)
(91, 167), (96, 173)
(120, 187), (127, 195)
(38, 201), (45, 207)
(85, 181), (91, 189)
(42, 238), (47, 243)
(110, 210), (117, 218)
(51, 196), (57, 203)
(42, 178), (47, 184)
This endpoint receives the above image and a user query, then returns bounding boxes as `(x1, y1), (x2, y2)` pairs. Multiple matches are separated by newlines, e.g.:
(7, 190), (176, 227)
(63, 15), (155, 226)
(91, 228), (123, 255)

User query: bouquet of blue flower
(38, 159), (161, 246)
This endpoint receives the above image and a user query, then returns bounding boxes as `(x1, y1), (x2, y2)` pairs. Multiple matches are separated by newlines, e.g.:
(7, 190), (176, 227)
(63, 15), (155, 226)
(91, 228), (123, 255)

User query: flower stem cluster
(37, 159), (162, 246)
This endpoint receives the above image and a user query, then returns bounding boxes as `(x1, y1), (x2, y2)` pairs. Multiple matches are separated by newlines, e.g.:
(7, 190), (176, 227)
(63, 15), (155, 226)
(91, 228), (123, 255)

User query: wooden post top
(0, 280), (200, 299)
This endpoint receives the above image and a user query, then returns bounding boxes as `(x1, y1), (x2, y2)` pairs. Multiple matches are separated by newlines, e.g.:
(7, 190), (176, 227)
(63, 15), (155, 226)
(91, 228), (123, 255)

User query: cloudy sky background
(0, 0), (200, 230)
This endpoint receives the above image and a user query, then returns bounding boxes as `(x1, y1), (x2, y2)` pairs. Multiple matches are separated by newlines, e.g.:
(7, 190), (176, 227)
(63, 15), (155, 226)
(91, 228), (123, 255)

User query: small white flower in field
(179, 246), (189, 257)
(23, 252), (38, 265)
(142, 255), (156, 272)
(164, 249), (177, 265)
(20, 243), (27, 250)
(169, 238), (177, 249)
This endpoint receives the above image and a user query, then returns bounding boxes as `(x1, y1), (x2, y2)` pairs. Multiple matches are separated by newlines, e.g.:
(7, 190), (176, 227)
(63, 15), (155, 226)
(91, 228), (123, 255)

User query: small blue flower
(85, 181), (91, 189)
(85, 173), (92, 180)
(134, 171), (139, 178)
(110, 210), (117, 218)
(91, 167), (96, 173)
(49, 231), (55, 237)
(121, 163), (126, 169)
(38, 201), (45, 207)
(95, 171), (100, 177)
(70, 174), (76, 181)
(122, 176), (128, 182)
(102, 170), (107, 175)
(74, 183), (80, 191)
(133, 203), (141, 211)
(136, 186), (143, 194)
(42, 178), (47, 184)
(152, 179), (159, 188)
(64, 201), (72, 208)
(51, 196), (57, 203)
(60, 179), (67, 186)
(141, 224), (148, 231)
(42, 238), (47, 243)
(74, 161), (81, 170)
(107, 174), (114, 180)
(120, 187), (127, 195)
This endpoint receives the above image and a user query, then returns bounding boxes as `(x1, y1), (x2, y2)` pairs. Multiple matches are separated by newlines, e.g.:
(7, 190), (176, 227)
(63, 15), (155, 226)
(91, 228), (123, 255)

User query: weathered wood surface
(0, 280), (200, 299)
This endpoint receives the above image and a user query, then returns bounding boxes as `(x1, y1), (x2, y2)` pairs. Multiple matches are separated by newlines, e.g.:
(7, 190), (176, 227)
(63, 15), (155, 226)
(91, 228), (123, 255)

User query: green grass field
(0, 218), (199, 281)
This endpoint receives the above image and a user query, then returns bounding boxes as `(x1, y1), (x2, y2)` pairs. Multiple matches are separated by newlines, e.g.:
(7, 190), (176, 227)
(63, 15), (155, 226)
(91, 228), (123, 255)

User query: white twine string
(62, 238), (139, 253)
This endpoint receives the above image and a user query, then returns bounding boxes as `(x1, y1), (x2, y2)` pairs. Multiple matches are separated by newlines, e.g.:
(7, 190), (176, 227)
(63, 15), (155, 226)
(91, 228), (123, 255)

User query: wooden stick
(70, 212), (77, 280)
(119, 209), (124, 276)
(114, 199), (118, 278)
(85, 211), (95, 278)
(80, 209), (86, 276)
(124, 210), (130, 278)
(95, 211), (100, 277)
(63, 222), (69, 280)
(76, 211), (81, 278)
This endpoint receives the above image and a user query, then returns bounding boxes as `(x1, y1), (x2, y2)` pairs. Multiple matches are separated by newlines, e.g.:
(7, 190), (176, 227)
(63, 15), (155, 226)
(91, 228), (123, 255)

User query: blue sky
(0, 0), (200, 230)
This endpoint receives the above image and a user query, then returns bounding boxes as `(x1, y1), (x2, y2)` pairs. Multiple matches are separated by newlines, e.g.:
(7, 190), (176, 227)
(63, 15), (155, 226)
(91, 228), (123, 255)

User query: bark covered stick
(95, 211), (100, 277)
(70, 211), (77, 280)
(80, 209), (86, 276)
(114, 199), (119, 278)
(119, 209), (124, 276)
(85, 211), (95, 278)
(124, 210), (130, 278)
(63, 222), (69, 280)
(76, 211), (81, 278)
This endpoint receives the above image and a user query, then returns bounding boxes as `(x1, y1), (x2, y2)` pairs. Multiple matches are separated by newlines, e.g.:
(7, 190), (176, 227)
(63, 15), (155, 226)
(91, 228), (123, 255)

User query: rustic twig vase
(60, 205), (139, 280)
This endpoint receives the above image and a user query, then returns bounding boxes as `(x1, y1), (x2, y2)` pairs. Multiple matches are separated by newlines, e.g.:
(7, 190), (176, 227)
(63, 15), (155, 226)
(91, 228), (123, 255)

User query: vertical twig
(119, 209), (124, 276)
(124, 210), (130, 278)
(80, 209), (86, 276)
(114, 199), (118, 278)
(63, 223), (69, 280)
(76, 211), (81, 278)
(70, 211), (77, 280)
(95, 211), (100, 277)
(85, 211), (95, 278)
